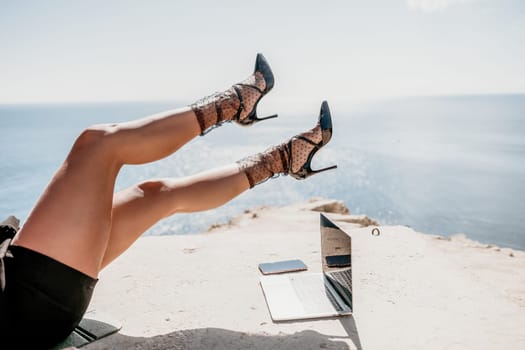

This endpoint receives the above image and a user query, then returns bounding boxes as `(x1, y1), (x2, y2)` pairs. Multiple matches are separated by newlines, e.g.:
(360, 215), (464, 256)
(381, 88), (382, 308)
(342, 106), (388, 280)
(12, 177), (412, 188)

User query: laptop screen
(320, 213), (353, 308)
(320, 213), (352, 272)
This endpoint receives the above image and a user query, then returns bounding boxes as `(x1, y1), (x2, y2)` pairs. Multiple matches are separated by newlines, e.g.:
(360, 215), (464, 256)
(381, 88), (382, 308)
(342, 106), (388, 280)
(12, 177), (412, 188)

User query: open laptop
(259, 213), (353, 321)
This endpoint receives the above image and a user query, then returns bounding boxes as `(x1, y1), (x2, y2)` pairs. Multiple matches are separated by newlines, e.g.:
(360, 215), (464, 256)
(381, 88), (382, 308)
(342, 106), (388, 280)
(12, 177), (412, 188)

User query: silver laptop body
(260, 213), (353, 321)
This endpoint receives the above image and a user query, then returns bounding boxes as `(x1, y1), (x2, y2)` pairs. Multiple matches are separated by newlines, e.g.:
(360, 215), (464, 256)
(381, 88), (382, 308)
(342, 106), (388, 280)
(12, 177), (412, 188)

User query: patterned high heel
(191, 53), (277, 135)
(237, 101), (337, 188)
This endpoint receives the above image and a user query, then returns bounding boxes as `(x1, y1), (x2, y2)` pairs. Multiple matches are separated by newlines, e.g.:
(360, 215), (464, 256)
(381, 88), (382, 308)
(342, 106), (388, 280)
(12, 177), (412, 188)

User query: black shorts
(0, 245), (98, 348)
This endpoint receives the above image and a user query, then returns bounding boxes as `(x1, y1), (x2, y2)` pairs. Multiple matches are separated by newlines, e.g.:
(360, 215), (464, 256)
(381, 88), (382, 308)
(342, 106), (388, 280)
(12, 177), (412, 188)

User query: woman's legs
(11, 54), (276, 279)
(100, 101), (336, 268)
(10, 57), (334, 286)
(101, 164), (249, 268)
(12, 108), (202, 278)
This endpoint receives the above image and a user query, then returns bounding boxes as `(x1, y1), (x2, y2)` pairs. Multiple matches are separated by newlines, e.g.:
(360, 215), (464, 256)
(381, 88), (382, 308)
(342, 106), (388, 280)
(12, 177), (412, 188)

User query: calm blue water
(1, 95), (524, 250)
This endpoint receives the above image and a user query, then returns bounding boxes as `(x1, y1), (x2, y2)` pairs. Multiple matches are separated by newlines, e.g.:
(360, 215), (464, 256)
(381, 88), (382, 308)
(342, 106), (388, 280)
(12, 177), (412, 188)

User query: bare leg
(101, 164), (250, 268)
(11, 54), (278, 280)
(100, 101), (336, 268)
(12, 108), (201, 278)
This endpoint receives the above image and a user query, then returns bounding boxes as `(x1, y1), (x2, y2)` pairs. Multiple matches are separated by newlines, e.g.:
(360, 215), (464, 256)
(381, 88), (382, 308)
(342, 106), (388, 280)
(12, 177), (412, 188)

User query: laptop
(259, 213), (353, 321)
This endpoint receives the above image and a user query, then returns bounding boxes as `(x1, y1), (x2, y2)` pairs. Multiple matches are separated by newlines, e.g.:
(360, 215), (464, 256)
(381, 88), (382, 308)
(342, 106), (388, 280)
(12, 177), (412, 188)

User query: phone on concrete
(258, 259), (308, 275)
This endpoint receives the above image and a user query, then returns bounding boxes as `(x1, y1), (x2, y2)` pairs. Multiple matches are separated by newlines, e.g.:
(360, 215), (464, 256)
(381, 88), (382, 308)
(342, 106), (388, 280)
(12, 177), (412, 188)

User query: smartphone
(258, 259), (308, 275)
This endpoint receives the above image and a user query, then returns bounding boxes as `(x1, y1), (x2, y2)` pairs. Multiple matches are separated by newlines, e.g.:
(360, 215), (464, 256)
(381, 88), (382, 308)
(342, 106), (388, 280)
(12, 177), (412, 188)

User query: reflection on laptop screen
(320, 213), (352, 309)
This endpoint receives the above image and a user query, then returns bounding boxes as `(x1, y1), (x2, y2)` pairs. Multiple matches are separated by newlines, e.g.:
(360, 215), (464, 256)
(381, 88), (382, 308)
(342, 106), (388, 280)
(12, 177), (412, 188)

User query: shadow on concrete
(339, 316), (363, 350)
(83, 327), (354, 350)
(273, 315), (362, 350)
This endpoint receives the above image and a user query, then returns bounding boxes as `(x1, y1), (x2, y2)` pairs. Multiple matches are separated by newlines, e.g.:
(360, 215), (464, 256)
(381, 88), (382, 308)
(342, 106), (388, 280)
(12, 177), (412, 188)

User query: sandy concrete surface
(83, 198), (525, 350)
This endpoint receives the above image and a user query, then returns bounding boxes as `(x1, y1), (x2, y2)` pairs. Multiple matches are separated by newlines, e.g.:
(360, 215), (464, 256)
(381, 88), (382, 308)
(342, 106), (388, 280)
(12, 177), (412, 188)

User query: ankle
(191, 89), (241, 135)
(237, 144), (289, 188)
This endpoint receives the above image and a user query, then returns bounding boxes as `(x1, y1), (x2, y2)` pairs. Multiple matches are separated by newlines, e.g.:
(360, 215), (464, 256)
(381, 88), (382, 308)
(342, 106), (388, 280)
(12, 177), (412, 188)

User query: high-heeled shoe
(191, 53), (277, 135)
(237, 101), (337, 188)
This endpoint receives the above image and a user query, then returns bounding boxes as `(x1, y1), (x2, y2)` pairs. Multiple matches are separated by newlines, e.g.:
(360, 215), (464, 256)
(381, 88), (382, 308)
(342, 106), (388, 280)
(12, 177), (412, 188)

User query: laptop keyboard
(290, 274), (345, 313)
(325, 269), (352, 309)
(326, 269), (353, 293)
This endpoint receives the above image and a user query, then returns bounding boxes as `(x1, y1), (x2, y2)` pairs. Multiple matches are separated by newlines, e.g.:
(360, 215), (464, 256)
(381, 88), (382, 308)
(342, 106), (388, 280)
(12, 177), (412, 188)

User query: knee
(70, 124), (118, 157)
(137, 180), (170, 195)
(136, 180), (176, 216)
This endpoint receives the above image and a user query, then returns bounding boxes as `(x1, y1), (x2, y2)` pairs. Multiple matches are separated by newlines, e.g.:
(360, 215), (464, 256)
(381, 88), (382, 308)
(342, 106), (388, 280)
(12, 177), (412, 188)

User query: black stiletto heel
(237, 101), (337, 188)
(290, 101), (338, 180)
(234, 53), (278, 126)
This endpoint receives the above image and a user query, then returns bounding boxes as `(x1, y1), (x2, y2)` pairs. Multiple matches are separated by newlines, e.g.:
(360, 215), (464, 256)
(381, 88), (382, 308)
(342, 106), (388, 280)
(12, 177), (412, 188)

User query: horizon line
(1, 92), (525, 107)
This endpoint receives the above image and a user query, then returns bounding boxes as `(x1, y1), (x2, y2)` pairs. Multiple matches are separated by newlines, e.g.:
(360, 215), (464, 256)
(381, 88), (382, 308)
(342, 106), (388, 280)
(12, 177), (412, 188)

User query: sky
(1, 0), (524, 111)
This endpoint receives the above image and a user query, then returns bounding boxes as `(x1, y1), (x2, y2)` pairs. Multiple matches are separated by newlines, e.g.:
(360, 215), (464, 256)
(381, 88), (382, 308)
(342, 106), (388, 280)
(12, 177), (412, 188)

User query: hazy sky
(1, 0), (524, 110)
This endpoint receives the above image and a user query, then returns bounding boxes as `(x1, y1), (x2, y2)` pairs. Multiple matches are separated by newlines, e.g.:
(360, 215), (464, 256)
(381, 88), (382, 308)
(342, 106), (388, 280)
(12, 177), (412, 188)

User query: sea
(1, 94), (524, 250)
